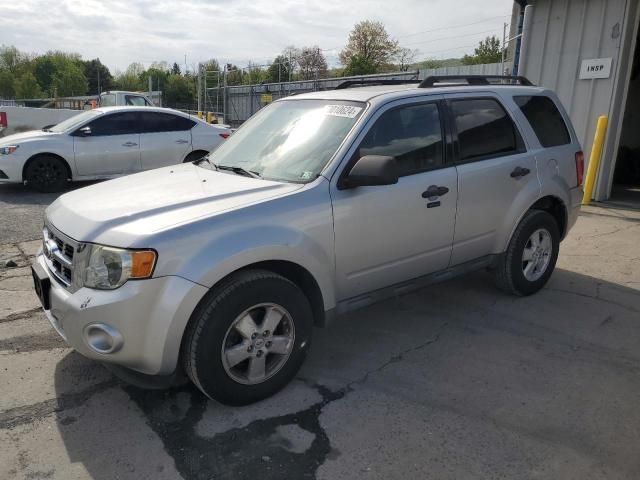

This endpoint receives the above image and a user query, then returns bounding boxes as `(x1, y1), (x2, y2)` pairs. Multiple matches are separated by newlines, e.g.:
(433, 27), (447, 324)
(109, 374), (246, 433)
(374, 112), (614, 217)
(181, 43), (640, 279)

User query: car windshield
(49, 110), (104, 133)
(205, 99), (366, 183)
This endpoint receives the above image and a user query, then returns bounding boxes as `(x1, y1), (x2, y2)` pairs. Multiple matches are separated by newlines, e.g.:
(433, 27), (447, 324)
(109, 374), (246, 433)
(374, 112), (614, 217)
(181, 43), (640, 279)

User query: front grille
(43, 225), (77, 288)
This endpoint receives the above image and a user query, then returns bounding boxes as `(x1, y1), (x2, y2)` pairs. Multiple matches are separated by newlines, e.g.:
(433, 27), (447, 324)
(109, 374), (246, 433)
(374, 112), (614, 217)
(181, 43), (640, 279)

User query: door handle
(175, 139), (189, 144)
(510, 166), (530, 178)
(122, 142), (138, 147)
(421, 185), (449, 199)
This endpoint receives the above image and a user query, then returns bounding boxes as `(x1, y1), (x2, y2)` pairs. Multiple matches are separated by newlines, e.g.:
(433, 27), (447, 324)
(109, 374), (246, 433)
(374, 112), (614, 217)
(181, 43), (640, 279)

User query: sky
(1, 0), (513, 73)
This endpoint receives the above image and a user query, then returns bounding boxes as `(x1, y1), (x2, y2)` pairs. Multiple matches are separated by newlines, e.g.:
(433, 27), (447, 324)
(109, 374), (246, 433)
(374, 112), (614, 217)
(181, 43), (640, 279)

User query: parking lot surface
(1, 183), (639, 479)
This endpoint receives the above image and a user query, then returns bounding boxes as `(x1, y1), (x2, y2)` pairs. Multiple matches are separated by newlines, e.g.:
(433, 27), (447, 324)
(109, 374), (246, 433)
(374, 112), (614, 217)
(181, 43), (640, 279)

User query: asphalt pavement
(1, 184), (639, 479)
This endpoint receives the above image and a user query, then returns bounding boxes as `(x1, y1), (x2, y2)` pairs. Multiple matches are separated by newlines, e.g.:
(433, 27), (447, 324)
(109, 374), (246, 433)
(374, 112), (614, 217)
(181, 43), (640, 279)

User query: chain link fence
(203, 62), (506, 127)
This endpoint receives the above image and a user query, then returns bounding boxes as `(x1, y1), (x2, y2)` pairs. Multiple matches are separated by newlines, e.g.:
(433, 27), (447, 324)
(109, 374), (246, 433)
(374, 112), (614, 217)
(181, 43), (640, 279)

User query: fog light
(84, 323), (123, 354)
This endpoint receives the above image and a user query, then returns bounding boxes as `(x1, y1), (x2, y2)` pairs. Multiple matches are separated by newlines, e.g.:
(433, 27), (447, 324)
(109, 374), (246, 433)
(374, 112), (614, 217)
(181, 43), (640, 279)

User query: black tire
(24, 155), (68, 193)
(182, 269), (313, 405)
(183, 150), (208, 163)
(495, 210), (560, 296)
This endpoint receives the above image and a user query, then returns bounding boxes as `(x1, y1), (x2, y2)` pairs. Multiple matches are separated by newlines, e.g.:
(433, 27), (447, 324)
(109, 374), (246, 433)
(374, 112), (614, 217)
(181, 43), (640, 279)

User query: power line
(397, 15), (510, 39)
(404, 28), (506, 47)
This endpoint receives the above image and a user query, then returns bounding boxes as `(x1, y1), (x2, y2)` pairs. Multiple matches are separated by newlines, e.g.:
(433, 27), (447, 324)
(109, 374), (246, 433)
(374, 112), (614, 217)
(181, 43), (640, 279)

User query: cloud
(0, 0), (511, 71)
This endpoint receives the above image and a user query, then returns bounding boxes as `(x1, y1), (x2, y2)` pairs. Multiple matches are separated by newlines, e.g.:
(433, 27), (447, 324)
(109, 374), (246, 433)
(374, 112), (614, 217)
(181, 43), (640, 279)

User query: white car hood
(0, 129), (58, 144)
(46, 162), (303, 246)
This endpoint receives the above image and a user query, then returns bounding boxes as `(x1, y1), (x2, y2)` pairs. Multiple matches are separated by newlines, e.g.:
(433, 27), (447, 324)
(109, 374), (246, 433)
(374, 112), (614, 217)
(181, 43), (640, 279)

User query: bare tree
(396, 47), (418, 72)
(297, 46), (328, 80)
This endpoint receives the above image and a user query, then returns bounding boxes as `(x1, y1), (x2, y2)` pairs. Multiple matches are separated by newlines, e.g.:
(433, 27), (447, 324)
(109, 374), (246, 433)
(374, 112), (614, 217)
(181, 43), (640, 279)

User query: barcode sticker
(324, 105), (362, 118)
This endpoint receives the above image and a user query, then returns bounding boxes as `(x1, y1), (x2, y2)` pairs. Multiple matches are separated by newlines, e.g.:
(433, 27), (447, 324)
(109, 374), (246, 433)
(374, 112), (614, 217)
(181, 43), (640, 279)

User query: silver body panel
(36, 84), (583, 376)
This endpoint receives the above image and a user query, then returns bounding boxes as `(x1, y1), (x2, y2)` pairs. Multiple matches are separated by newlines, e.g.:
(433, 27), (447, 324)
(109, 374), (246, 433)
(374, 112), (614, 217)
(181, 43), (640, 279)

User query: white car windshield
(48, 110), (104, 133)
(205, 99), (366, 183)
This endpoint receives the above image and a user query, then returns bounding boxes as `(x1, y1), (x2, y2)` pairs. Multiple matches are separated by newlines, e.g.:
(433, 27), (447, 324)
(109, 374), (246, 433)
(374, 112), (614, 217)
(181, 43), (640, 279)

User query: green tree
(163, 74), (194, 106)
(339, 20), (400, 74)
(51, 63), (87, 96)
(462, 36), (502, 65)
(225, 64), (244, 86)
(14, 72), (43, 98)
(171, 62), (181, 75)
(342, 54), (377, 76)
(83, 58), (113, 94)
(0, 70), (15, 98)
(266, 55), (293, 83)
(140, 67), (169, 93)
(0, 45), (24, 73)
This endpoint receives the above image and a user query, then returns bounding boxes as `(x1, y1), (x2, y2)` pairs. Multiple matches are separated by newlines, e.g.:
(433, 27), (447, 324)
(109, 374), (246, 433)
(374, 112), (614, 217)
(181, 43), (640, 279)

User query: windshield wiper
(216, 165), (261, 178)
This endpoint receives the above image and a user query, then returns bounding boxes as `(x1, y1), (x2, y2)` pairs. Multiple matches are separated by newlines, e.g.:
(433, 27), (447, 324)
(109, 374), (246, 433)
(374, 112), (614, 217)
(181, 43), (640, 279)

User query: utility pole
(501, 22), (508, 75)
(184, 54), (188, 75)
(97, 68), (101, 95)
(197, 64), (202, 112)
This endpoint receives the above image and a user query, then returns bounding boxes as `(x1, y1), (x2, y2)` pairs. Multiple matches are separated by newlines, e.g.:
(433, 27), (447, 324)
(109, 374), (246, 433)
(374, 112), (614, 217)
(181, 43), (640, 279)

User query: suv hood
(46, 163), (303, 246)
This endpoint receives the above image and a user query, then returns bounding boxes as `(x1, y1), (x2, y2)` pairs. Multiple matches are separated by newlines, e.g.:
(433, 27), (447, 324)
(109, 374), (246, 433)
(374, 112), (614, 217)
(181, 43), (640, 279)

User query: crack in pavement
(0, 380), (119, 430)
(0, 307), (43, 324)
(344, 321), (448, 391)
(545, 286), (640, 313)
(126, 323), (448, 480)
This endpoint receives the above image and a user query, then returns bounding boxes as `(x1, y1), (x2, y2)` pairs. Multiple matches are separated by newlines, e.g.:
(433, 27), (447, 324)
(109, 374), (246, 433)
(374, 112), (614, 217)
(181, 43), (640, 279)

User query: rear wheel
(24, 156), (68, 193)
(182, 270), (313, 405)
(495, 210), (560, 296)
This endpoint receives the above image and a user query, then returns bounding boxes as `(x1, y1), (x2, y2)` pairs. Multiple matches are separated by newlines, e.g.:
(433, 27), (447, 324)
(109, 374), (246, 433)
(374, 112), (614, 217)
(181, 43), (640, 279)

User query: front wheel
(24, 156), (68, 193)
(495, 210), (560, 296)
(182, 270), (313, 405)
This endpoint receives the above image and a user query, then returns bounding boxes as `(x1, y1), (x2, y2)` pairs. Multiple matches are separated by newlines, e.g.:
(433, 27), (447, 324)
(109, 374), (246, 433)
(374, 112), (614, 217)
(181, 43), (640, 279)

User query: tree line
(0, 19), (502, 106)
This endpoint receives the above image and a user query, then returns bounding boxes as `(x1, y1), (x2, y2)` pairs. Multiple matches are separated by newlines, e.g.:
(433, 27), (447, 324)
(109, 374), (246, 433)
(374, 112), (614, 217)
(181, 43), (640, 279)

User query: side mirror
(77, 126), (92, 137)
(340, 155), (398, 189)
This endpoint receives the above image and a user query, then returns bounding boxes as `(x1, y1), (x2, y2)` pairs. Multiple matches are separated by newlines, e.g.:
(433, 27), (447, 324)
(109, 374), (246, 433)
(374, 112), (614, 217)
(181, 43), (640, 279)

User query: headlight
(83, 245), (156, 290)
(0, 145), (18, 155)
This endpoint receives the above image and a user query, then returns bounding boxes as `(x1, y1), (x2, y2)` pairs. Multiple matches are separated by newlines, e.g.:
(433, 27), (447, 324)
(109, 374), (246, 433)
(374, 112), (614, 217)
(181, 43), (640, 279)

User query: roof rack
(335, 79), (421, 90)
(419, 75), (534, 88)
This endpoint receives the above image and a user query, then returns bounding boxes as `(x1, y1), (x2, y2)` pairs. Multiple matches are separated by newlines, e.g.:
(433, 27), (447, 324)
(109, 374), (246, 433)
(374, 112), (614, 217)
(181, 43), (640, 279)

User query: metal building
(512, 0), (640, 203)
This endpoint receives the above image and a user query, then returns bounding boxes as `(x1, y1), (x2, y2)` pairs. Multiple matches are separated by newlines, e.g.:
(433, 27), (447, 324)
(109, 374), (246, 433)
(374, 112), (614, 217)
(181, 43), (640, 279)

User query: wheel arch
(195, 260), (327, 328)
(183, 149), (209, 163)
(503, 194), (568, 253)
(22, 152), (73, 181)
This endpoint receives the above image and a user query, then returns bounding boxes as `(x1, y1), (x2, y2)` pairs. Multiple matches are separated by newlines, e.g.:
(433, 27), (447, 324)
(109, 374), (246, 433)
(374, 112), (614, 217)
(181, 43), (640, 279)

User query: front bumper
(0, 156), (23, 182)
(36, 253), (208, 375)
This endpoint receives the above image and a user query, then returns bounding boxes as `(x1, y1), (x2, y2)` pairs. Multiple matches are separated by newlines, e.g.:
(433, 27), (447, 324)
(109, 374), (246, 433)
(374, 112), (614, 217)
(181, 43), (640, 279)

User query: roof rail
(335, 79), (421, 90)
(419, 75), (534, 88)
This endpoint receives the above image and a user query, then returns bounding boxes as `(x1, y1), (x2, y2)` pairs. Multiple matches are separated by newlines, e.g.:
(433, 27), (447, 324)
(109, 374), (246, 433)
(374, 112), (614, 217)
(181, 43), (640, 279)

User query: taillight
(0, 112), (7, 128)
(219, 133), (230, 139)
(575, 151), (584, 186)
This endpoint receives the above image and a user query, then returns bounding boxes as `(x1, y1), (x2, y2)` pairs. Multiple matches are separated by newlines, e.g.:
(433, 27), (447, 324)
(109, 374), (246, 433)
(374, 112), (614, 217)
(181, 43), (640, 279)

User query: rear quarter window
(514, 95), (571, 147)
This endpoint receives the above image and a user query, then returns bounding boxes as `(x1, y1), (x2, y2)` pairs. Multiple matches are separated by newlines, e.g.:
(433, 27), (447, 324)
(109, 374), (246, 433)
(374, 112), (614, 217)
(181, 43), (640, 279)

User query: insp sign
(579, 58), (613, 79)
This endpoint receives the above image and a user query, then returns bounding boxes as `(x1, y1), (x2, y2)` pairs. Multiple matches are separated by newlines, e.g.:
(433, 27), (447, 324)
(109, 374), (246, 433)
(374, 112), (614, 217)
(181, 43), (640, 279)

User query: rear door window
(140, 112), (195, 132)
(451, 98), (523, 161)
(514, 95), (571, 147)
(358, 102), (444, 176)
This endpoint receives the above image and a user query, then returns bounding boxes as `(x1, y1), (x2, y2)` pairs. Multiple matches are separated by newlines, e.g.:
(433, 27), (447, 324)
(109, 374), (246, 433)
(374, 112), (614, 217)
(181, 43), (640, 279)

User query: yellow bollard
(207, 111), (214, 124)
(582, 115), (608, 205)
(197, 111), (203, 119)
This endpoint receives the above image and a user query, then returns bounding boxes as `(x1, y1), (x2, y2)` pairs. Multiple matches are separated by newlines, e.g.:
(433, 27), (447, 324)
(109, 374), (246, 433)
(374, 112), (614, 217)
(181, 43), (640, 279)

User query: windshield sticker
(300, 171), (314, 180)
(324, 105), (362, 118)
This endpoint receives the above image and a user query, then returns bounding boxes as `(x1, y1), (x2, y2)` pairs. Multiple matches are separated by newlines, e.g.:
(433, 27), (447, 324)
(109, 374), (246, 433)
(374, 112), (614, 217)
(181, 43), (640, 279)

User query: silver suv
(32, 76), (584, 405)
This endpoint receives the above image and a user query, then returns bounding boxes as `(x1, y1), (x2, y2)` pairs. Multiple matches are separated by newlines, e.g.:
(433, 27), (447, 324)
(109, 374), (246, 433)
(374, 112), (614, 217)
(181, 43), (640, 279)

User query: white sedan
(0, 106), (232, 192)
